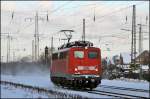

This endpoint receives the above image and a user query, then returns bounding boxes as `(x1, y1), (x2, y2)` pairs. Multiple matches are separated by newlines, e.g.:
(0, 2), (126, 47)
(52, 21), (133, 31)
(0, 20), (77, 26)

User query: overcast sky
(1, 1), (149, 62)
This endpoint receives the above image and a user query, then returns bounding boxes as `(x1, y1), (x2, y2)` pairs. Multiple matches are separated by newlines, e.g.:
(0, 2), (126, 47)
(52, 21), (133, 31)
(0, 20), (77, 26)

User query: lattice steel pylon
(131, 5), (136, 64)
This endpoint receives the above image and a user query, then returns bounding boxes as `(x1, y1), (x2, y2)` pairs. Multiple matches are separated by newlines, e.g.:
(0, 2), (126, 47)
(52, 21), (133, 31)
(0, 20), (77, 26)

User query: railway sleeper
(1, 80), (84, 98)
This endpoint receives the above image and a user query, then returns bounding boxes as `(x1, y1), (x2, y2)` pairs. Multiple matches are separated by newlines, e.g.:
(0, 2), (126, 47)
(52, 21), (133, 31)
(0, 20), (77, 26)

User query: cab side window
(52, 53), (58, 60)
(60, 51), (67, 59)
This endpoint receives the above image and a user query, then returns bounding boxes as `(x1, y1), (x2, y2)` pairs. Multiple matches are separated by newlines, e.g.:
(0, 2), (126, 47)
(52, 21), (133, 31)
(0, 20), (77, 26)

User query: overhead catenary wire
(49, 1), (73, 14)
(1, 1), (148, 50)
(68, 1), (147, 30)
(2, 1), (148, 43)
(1, 1), (75, 37)
(3, 1), (146, 35)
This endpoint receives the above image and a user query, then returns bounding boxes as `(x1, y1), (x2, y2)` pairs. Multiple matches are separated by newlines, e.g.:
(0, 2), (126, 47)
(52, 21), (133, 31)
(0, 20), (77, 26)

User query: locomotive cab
(68, 47), (102, 88)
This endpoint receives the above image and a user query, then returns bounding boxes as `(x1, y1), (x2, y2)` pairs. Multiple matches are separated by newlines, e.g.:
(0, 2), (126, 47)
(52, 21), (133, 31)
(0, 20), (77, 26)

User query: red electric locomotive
(50, 41), (102, 89)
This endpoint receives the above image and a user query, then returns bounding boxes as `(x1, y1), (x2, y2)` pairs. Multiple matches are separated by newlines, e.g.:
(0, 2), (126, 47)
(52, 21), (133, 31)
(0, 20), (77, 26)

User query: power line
(17, 22), (34, 34)
(50, 1), (73, 14)
(3, 1), (147, 35)
(68, 1), (147, 30)
(2, 1), (74, 36)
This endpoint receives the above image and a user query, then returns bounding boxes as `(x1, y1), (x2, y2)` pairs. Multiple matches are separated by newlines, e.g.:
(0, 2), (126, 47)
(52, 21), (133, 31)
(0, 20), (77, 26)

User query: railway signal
(45, 46), (49, 65)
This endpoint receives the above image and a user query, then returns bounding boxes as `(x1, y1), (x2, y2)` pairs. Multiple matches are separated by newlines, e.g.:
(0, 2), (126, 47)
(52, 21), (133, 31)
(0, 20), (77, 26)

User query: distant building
(135, 50), (149, 65)
(120, 52), (131, 64)
(111, 52), (131, 65)
(112, 55), (122, 65)
(111, 51), (149, 65)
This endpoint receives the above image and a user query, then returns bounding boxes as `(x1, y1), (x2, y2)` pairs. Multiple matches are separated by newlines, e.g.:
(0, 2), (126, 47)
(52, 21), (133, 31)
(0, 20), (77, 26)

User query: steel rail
(48, 83), (149, 98)
(99, 85), (149, 93)
(87, 90), (136, 98)
(55, 84), (146, 98)
(0, 80), (84, 98)
(2, 80), (148, 98)
(88, 90), (147, 98)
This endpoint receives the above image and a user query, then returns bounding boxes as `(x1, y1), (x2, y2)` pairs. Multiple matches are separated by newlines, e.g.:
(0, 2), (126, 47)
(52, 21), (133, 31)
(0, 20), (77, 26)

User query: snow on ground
(2, 75), (149, 91)
(1, 85), (52, 98)
(1, 74), (149, 98)
(96, 79), (149, 98)
(1, 75), (53, 88)
(99, 79), (149, 90)
(1, 75), (113, 98)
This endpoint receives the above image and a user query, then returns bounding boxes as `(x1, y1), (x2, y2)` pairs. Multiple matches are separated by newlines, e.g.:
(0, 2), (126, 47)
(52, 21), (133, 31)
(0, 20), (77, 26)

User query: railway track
(1, 80), (149, 98)
(88, 89), (149, 98)
(51, 83), (150, 98)
(57, 84), (149, 98)
(0, 80), (84, 98)
(99, 85), (149, 93)
(87, 90), (138, 98)
(91, 85), (150, 98)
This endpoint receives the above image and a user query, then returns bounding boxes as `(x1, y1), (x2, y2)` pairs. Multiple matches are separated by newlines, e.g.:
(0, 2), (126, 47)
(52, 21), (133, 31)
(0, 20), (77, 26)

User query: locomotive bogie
(51, 75), (101, 89)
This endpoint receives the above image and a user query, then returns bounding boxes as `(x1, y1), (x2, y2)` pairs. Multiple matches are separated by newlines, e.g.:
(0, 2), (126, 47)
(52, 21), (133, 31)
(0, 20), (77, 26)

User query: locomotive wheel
(73, 81), (77, 89)
(75, 81), (80, 89)
(89, 87), (93, 90)
(89, 81), (95, 90)
(70, 80), (74, 89)
(67, 80), (71, 88)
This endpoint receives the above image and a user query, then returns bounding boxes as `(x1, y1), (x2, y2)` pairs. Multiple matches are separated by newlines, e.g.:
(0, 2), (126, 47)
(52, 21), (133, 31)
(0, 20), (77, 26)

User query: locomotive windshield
(74, 51), (84, 58)
(88, 51), (98, 59)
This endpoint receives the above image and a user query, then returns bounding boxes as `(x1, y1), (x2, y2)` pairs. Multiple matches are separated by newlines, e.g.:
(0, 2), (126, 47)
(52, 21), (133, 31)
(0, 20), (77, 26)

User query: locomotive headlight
(95, 68), (98, 71)
(75, 68), (78, 71)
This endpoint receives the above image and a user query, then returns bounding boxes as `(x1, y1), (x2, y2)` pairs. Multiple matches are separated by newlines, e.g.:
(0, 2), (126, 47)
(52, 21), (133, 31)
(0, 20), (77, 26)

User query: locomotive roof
(52, 46), (99, 54)
(52, 41), (99, 54)
(53, 48), (70, 53)
(58, 41), (93, 49)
